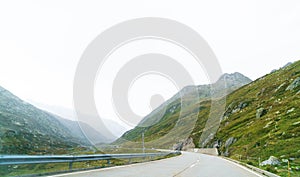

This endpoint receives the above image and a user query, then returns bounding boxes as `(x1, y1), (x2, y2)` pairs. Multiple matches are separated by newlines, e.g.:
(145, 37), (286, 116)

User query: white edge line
(49, 164), (139, 177)
(221, 157), (265, 177)
(49, 152), (183, 177)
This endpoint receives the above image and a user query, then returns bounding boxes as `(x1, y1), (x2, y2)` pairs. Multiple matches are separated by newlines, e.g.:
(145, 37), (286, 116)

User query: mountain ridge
(115, 72), (252, 147)
(0, 85), (90, 154)
(115, 61), (300, 176)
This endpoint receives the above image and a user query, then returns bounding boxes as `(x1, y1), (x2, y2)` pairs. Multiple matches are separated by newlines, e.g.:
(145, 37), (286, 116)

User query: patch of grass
(116, 60), (300, 176)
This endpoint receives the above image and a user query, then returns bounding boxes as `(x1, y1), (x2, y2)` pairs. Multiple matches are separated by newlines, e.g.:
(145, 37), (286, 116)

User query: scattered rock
(286, 77), (300, 91)
(289, 158), (295, 161)
(260, 156), (281, 166)
(223, 101), (248, 118)
(257, 88), (266, 97)
(287, 108), (295, 114)
(239, 102), (248, 110)
(292, 121), (300, 126)
(246, 121), (254, 126)
(263, 121), (273, 129)
(275, 83), (286, 92)
(168, 105), (178, 113)
(256, 108), (267, 118)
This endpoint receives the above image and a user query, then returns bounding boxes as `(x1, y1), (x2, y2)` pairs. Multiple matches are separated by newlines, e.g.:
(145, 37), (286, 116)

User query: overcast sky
(0, 0), (300, 127)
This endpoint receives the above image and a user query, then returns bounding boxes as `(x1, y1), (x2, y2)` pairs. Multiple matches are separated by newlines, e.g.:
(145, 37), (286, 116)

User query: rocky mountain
(116, 61), (300, 176)
(114, 72), (252, 147)
(207, 61), (300, 175)
(0, 86), (90, 154)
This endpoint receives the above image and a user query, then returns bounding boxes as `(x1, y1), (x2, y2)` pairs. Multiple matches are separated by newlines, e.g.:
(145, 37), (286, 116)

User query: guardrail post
(288, 160), (290, 177)
(107, 159), (111, 166)
(69, 162), (73, 170)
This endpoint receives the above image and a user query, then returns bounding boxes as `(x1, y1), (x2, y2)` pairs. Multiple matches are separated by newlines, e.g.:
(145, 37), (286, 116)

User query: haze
(0, 0), (299, 132)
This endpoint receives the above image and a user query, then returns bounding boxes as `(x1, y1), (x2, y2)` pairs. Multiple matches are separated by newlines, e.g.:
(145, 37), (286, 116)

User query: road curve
(51, 152), (263, 177)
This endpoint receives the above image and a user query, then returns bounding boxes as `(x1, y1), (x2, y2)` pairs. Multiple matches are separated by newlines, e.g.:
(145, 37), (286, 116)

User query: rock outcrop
(173, 137), (195, 151)
(260, 156), (281, 166)
(223, 137), (236, 156)
(256, 108), (267, 118)
(286, 77), (300, 91)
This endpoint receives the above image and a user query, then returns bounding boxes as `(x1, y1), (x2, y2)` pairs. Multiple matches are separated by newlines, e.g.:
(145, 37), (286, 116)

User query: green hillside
(0, 86), (89, 155)
(210, 61), (300, 175)
(115, 72), (252, 148)
(116, 61), (300, 176)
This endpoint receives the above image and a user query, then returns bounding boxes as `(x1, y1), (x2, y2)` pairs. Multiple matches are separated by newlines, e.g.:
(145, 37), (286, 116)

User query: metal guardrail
(0, 152), (178, 170)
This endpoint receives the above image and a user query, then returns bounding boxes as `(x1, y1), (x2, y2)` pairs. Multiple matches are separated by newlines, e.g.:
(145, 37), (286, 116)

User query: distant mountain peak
(283, 61), (292, 68)
(217, 72), (252, 82)
(117, 71), (253, 145)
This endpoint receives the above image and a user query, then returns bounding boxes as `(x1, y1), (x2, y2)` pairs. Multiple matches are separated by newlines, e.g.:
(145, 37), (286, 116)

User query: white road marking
(49, 152), (268, 177)
(221, 157), (264, 177)
(189, 164), (196, 168)
(50, 153), (183, 177)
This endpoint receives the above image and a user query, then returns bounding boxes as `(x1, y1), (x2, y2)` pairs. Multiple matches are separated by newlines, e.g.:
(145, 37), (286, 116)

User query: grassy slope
(116, 75), (251, 148)
(0, 86), (88, 155)
(116, 61), (300, 176)
(212, 61), (300, 175)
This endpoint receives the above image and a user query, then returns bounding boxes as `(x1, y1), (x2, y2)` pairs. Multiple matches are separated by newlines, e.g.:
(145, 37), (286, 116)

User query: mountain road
(51, 151), (263, 177)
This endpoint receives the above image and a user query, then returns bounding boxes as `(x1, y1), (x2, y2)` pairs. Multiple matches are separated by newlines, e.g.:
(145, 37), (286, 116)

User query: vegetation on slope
(0, 86), (89, 155)
(115, 72), (251, 148)
(116, 61), (300, 176)
(210, 61), (300, 176)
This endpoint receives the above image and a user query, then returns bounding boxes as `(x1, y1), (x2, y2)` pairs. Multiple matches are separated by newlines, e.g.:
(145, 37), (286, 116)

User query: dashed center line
(173, 158), (200, 177)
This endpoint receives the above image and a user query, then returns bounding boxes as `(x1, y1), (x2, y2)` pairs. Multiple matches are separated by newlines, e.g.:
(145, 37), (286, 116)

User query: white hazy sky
(0, 0), (300, 126)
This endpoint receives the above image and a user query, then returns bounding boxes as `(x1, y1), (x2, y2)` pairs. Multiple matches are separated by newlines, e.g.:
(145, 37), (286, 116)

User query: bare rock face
(173, 137), (195, 151)
(223, 137), (236, 156)
(182, 137), (195, 151)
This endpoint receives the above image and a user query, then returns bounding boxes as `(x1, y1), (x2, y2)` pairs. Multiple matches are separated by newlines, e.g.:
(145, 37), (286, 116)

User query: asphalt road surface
(51, 152), (263, 177)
